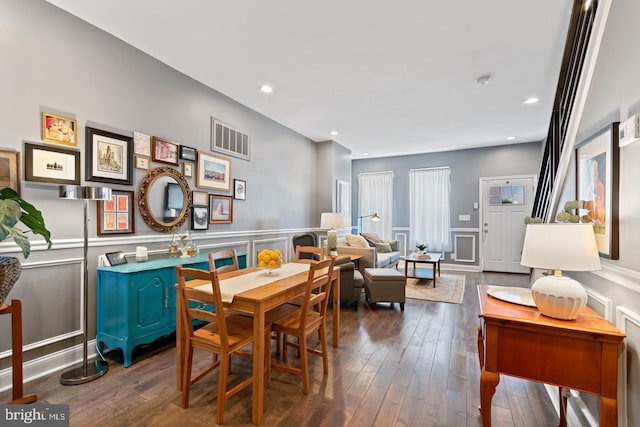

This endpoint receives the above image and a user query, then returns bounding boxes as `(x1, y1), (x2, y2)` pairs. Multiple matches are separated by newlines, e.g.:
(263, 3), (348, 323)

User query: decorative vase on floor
(0, 256), (22, 306)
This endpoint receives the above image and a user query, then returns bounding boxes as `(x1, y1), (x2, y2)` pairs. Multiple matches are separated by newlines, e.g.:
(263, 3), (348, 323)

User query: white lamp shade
(320, 212), (348, 229)
(520, 223), (601, 272)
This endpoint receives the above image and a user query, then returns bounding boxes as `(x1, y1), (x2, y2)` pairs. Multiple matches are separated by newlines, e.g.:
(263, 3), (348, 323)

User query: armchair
(332, 256), (365, 310)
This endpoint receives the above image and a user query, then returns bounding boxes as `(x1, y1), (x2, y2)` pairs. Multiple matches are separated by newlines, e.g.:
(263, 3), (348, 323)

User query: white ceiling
(45, 0), (573, 159)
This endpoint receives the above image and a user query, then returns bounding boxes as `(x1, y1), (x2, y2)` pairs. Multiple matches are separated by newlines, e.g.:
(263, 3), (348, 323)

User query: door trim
(478, 174), (537, 272)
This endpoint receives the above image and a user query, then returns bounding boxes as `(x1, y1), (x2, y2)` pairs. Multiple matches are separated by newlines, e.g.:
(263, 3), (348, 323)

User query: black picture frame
(575, 122), (620, 259)
(86, 127), (133, 185)
(97, 189), (135, 236)
(191, 206), (209, 230)
(105, 251), (128, 266)
(24, 142), (80, 185)
(180, 145), (197, 162)
(234, 179), (246, 200)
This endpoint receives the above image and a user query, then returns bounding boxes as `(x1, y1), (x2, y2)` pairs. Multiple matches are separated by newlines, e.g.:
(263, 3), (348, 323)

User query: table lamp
(520, 223), (601, 320)
(321, 213), (348, 256)
(59, 185), (112, 385)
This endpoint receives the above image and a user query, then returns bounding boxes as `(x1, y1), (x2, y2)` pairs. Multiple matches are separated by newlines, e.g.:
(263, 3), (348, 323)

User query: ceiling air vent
(211, 117), (250, 160)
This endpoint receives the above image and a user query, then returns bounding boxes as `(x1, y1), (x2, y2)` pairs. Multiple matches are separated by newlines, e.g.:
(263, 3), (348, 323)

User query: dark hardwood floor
(1, 271), (560, 426)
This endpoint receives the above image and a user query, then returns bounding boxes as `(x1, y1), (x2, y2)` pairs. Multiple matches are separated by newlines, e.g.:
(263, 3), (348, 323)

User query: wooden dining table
(175, 264), (340, 425)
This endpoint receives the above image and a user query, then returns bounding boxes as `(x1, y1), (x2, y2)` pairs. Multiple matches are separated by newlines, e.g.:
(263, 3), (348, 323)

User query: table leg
(5, 300), (37, 404)
(252, 304), (266, 425)
(599, 397), (617, 427)
(477, 325), (484, 370)
(437, 259), (441, 276)
(332, 271), (340, 347)
(558, 387), (568, 427)
(432, 262), (437, 287)
(480, 369), (500, 427)
(176, 288), (183, 391)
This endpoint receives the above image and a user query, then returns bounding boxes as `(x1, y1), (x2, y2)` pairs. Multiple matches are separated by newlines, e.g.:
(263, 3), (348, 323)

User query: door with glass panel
(481, 176), (535, 273)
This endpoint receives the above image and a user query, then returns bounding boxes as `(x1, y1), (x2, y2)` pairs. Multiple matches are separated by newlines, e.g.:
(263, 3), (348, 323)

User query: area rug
(404, 274), (465, 304)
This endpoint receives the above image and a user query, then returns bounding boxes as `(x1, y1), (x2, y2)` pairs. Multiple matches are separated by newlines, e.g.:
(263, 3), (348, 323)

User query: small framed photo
(0, 149), (21, 195)
(24, 142), (80, 185)
(180, 145), (197, 162)
(152, 136), (179, 165)
(133, 131), (151, 156)
(97, 189), (135, 236)
(193, 190), (208, 206)
(197, 152), (231, 191)
(191, 206), (209, 230)
(234, 179), (246, 200)
(42, 112), (77, 146)
(209, 194), (233, 224)
(135, 156), (149, 170)
(182, 162), (193, 177)
(86, 127), (133, 185)
(105, 251), (127, 266)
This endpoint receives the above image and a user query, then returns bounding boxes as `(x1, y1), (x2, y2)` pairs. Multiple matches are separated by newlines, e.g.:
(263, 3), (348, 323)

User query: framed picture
(196, 152), (231, 191)
(42, 112), (77, 146)
(336, 180), (350, 217)
(0, 149), (20, 195)
(234, 179), (246, 200)
(135, 156), (149, 170)
(209, 194), (233, 224)
(193, 190), (208, 206)
(182, 162), (193, 177)
(575, 122), (620, 259)
(151, 136), (179, 165)
(180, 145), (197, 162)
(86, 127), (133, 185)
(105, 251), (127, 266)
(24, 142), (80, 185)
(97, 189), (135, 236)
(133, 131), (151, 156)
(191, 205), (209, 230)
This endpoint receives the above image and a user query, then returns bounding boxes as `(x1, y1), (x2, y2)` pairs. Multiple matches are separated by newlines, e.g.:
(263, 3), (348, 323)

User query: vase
(168, 233), (179, 258)
(0, 256), (22, 306)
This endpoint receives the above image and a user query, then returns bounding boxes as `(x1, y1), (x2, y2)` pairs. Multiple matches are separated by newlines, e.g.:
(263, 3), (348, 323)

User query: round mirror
(137, 167), (192, 232)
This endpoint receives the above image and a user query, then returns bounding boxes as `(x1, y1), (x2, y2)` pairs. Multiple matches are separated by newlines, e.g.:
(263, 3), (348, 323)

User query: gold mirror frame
(137, 166), (193, 232)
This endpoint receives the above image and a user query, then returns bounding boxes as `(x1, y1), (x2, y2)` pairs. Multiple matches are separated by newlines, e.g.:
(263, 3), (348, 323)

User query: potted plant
(0, 188), (52, 305)
(415, 243), (427, 255)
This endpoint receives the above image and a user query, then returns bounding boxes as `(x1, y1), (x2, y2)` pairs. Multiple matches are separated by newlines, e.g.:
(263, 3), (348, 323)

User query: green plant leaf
(0, 187), (52, 256)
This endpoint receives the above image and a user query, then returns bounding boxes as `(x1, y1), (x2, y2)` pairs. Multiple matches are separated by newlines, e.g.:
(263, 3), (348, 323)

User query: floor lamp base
(60, 360), (108, 385)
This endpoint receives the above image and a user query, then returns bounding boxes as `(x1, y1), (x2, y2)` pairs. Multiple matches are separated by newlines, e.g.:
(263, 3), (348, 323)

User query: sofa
(335, 233), (401, 273)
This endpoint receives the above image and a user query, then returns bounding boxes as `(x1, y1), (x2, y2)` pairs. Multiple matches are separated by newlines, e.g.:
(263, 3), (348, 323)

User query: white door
(481, 176), (535, 273)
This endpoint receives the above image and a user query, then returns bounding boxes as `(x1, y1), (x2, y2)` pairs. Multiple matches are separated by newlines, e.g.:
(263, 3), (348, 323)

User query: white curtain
(358, 171), (393, 239)
(409, 167), (451, 252)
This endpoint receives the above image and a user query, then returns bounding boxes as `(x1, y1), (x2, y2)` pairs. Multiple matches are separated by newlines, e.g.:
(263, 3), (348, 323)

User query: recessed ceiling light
(260, 85), (273, 93)
(524, 97), (539, 105)
(475, 74), (491, 86)
(330, 131), (339, 136)
(507, 136), (516, 141)
(363, 152), (369, 156)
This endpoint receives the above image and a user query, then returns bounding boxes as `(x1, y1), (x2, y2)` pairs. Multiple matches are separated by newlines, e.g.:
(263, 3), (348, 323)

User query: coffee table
(404, 252), (442, 286)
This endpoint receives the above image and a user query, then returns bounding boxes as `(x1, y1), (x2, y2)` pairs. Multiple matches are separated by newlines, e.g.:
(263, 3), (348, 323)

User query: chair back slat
(208, 249), (239, 273)
(299, 258), (334, 328)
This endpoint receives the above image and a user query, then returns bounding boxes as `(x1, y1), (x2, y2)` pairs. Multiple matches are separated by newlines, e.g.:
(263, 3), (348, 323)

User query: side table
(1, 299), (37, 404)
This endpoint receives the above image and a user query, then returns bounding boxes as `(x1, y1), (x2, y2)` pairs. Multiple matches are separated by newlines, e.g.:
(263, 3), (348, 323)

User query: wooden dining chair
(176, 266), (270, 424)
(208, 249), (239, 273)
(294, 246), (323, 263)
(269, 258), (335, 394)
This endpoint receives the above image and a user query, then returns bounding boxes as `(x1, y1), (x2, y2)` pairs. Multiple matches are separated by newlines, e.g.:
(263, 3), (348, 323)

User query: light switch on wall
(473, 202), (479, 210)
(459, 214), (471, 221)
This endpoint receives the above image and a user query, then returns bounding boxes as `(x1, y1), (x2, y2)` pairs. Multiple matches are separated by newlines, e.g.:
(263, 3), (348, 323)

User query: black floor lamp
(59, 185), (112, 385)
(358, 212), (381, 234)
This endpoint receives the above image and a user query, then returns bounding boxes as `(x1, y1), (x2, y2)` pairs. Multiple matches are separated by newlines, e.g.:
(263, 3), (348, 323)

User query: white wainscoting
(452, 234), (476, 263)
(616, 306), (640, 427)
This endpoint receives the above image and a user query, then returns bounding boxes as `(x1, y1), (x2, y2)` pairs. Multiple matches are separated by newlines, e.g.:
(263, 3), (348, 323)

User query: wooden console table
(1, 299), (37, 404)
(477, 285), (625, 427)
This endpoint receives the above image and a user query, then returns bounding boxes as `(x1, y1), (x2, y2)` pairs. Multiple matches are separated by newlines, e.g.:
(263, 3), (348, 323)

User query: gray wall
(0, 0), (338, 371)
(352, 142), (542, 264)
(556, 1), (640, 425)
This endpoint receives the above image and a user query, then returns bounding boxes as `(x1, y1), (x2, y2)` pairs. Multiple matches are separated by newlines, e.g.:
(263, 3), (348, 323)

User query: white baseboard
(0, 340), (97, 393)
(441, 262), (481, 272)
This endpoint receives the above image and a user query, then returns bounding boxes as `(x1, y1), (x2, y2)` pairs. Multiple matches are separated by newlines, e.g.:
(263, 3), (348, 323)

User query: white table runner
(194, 262), (310, 303)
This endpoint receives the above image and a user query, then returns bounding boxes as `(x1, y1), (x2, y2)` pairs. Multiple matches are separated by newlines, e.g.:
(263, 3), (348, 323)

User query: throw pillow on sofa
(374, 242), (392, 253)
(360, 232), (383, 247)
(345, 234), (369, 247)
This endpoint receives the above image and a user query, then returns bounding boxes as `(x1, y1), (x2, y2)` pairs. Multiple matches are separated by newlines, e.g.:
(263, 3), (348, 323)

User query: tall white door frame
(479, 174), (537, 273)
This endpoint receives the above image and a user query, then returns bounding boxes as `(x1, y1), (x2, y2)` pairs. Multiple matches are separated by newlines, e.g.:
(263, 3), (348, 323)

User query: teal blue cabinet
(96, 253), (246, 367)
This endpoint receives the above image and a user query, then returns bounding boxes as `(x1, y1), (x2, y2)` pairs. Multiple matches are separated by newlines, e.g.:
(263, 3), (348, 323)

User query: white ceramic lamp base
(531, 273), (587, 320)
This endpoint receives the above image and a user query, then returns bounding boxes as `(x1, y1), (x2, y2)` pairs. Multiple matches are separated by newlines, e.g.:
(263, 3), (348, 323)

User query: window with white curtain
(358, 171), (393, 239)
(409, 167), (451, 252)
